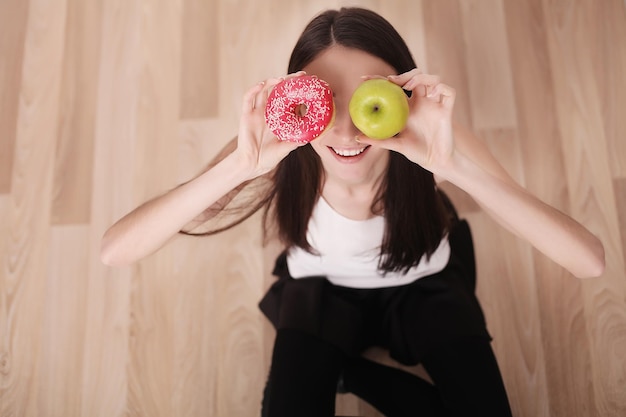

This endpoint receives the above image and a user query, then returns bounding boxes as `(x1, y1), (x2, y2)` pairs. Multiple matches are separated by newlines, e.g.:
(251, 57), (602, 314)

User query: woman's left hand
(361, 71), (605, 279)
(357, 69), (457, 174)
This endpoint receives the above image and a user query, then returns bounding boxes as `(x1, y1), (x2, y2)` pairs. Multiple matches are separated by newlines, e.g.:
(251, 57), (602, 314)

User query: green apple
(349, 79), (409, 139)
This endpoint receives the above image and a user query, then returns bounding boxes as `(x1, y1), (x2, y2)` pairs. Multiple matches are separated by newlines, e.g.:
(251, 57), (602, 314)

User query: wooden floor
(1, 0), (625, 416)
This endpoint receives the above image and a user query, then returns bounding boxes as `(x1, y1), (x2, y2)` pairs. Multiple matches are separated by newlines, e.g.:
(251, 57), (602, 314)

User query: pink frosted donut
(265, 75), (335, 143)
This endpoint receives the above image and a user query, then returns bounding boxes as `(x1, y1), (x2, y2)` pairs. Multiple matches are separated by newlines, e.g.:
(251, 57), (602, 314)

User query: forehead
(302, 45), (396, 93)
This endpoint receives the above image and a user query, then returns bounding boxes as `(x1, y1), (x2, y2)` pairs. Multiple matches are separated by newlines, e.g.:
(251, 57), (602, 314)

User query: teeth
(332, 147), (367, 157)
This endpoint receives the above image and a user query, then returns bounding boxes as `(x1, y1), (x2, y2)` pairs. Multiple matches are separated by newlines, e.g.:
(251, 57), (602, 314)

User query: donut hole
(295, 103), (308, 117)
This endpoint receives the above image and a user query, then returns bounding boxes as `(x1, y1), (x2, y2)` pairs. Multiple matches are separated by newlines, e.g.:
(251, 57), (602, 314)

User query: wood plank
(170, 236), (221, 417)
(422, 0), (473, 128)
(0, 194), (11, 416)
(459, 0), (517, 130)
(542, 0), (626, 415)
(79, 0), (143, 415)
(0, 0), (29, 193)
(38, 226), (89, 416)
(51, 0), (103, 225)
(593, 0), (626, 177)
(177, 119), (222, 180)
(180, 0), (219, 119)
(615, 178), (626, 267)
(131, 0), (181, 204)
(128, 256), (177, 417)
(0, 0), (68, 415)
(125, 0), (181, 415)
(503, 0), (597, 414)
(473, 128), (551, 417)
(214, 223), (266, 416)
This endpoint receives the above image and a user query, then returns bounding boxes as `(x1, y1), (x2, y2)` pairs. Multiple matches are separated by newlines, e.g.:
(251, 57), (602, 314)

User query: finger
(428, 83), (456, 108)
(284, 70), (307, 79)
(403, 73), (441, 94)
(355, 135), (398, 152)
(277, 139), (308, 152)
(387, 68), (421, 86)
(361, 74), (388, 81)
(243, 81), (266, 114)
(252, 77), (284, 111)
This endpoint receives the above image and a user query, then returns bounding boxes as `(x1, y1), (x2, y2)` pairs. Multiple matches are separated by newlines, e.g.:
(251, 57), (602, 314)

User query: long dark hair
(267, 7), (452, 273)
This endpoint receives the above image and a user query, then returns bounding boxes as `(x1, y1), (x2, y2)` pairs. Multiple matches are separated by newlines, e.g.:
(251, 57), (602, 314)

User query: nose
(328, 102), (360, 141)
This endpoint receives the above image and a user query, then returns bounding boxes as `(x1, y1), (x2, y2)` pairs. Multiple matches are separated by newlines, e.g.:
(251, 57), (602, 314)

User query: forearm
(440, 150), (605, 278)
(100, 153), (253, 266)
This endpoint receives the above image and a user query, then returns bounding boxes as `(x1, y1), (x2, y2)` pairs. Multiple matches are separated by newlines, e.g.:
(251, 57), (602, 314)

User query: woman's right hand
(233, 71), (308, 179)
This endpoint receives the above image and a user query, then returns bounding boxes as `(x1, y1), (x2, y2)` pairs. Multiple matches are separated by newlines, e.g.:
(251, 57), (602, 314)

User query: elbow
(574, 258), (605, 279)
(573, 237), (606, 279)
(100, 231), (131, 267)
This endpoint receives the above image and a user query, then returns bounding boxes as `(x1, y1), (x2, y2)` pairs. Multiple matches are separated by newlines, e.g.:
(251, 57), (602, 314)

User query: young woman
(101, 7), (605, 417)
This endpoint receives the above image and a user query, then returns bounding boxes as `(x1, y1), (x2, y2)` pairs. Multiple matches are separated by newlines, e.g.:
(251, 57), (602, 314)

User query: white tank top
(286, 197), (451, 288)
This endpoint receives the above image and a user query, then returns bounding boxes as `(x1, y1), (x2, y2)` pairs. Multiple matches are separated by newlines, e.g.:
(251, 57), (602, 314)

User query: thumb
(356, 134), (401, 153)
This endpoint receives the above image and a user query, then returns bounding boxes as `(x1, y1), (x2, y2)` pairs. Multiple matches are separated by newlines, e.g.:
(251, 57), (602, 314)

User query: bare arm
(361, 70), (605, 278)
(101, 76), (305, 266)
(444, 124), (605, 278)
(101, 152), (256, 266)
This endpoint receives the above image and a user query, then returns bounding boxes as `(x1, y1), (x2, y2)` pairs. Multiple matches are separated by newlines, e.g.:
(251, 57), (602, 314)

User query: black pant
(264, 329), (512, 417)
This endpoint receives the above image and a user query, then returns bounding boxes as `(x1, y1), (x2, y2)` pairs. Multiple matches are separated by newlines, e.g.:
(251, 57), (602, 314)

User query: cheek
(368, 147), (387, 163)
(309, 140), (328, 159)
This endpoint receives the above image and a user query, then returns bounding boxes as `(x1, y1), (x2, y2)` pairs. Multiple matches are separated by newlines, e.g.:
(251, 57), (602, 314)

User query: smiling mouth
(330, 146), (370, 157)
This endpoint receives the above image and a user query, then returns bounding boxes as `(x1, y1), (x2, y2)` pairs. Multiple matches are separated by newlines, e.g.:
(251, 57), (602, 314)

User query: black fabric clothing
(263, 329), (512, 417)
(418, 336), (513, 416)
(259, 219), (491, 365)
(264, 329), (346, 417)
(341, 355), (446, 417)
(259, 217), (512, 416)
(342, 337), (512, 417)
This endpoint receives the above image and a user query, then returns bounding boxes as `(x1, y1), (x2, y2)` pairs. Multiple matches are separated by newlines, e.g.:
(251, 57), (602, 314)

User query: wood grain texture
(502, 1), (598, 414)
(542, 1), (626, 414)
(1, 0), (67, 415)
(593, 0), (626, 177)
(0, 1), (625, 416)
(471, 128), (551, 416)
(180, 0), (219, 119)
(460, 0), (517, 130)
(51, 0), (102, 225)
(0, 0), (29, 193)
(39, 226), (90, 416)
(77, 0), (140, 415)
(616, 178), (626, 266)
(422, 0), (473, 127)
